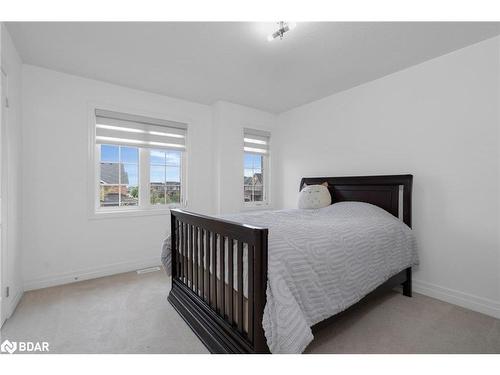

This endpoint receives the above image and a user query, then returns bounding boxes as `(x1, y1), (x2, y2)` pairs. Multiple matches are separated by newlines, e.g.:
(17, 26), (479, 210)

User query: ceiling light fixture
(267, 21), (296, 42)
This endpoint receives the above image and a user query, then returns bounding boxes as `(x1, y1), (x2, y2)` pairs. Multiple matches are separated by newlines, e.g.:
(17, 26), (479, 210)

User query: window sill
(242, 203), (273, 212)
(89, 206), (181, 220)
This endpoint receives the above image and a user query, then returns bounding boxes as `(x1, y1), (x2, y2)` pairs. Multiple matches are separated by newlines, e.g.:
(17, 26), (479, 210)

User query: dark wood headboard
(300, 174), (413, 227)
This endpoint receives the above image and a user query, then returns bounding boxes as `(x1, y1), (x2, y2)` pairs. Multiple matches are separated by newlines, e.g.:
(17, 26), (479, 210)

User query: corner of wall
(211, 101), (223, 215)
(210, 100), (278, 214)
(0, 22), (25, 323)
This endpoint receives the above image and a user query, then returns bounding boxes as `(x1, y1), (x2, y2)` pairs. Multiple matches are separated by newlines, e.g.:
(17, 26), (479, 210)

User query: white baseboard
(1, 288), (24, 327)
(7, 289), (23, 317)
(413, 279), (500, 319)
(23, 257), (161, 291)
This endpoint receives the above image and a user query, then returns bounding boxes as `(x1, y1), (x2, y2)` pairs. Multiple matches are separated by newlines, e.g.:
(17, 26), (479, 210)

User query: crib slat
(193, 226), (198, 293)
(211, 233), (217, 310)
(219, 235), (225, 316)
(176, 220), (181, 278)
(205, 230), (210, 303)
(247, 244), (254, 341)
(170, 217), (176, 278)
(227, 238), (234, 325)
(253, 229), (268, 351)
(173, 220), (178, 278)
(199, 229), (204, 298)
(189, 225), (194, 287)
(183, 223), (188, 283)
(178, 222), (183, 280)
(237, 241), (244, 332)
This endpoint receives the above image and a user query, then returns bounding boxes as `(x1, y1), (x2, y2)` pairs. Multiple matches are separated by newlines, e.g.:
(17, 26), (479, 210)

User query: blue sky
(244, 153), (262, 177)
(101, 145), (181, 186)
(150, 149), (181, 183)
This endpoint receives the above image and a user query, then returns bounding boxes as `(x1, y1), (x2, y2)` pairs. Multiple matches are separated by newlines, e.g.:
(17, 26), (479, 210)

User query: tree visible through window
(244, 153), (264, 203)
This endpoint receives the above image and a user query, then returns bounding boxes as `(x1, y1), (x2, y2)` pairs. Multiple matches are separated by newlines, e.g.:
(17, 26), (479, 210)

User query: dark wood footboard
(167, 209), (270, 353)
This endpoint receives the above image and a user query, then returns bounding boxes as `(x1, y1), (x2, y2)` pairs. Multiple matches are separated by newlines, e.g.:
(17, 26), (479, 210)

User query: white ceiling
(6, 22), (500, 113)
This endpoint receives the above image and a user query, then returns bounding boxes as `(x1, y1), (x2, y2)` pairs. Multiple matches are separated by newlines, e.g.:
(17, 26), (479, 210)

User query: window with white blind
(94, 109), (187, 213)
(243, 128), (270, 207)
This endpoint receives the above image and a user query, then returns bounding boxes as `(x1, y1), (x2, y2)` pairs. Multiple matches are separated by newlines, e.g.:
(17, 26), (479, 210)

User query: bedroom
(0, 1), (499, 370)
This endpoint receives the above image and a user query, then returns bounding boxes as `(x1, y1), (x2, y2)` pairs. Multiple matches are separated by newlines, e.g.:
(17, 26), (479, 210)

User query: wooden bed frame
(167, 174), (413, 354)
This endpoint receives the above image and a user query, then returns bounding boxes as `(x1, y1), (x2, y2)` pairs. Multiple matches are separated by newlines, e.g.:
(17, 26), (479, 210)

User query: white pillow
(298, 182), (332, 209)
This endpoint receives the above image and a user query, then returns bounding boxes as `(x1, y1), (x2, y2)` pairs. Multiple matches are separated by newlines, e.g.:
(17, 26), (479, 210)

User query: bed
(166, 174), (417, 353)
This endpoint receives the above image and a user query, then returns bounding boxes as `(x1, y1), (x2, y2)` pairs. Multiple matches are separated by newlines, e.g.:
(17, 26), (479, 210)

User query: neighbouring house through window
(100, 145), (139, 207)
(244, 153), (264, 203)
(243, 128), (270, 206)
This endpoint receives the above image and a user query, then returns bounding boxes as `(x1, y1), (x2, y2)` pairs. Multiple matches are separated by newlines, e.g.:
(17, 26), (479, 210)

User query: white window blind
(243, 128), (270, 154)
(95, 109), (187, 150)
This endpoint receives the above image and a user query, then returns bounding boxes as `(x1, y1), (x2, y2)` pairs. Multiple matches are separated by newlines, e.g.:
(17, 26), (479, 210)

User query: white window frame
(145, 148), (186, 210)
(241, 124), (272, 210)
(243, 152), (270, 209)
(88, 105), (189, 219)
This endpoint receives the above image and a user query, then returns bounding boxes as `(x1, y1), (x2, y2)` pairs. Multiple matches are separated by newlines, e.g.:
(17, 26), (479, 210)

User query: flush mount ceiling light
(267, 21), (296, 42)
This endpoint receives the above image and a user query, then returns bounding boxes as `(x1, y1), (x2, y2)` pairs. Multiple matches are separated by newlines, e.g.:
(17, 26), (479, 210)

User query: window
(100, 145), (139, 207)
(94, 109), (187, 213)
(244, 153), (264, 203)
(243, 128), (270, 206)
(150, 149), (182, 205)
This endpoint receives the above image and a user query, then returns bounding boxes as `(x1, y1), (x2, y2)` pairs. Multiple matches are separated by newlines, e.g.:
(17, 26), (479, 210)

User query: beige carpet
(1, 270), (499, 354)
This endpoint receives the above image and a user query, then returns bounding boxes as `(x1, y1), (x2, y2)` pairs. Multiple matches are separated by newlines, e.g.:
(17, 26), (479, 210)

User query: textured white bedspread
(221, 202), (418, 353)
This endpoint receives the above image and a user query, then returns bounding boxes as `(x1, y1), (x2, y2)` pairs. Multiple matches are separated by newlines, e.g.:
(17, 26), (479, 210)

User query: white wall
(21, 65), (215, 290)
(1, 24), (24, 321)
(274, 37), (500, 318)
(212, 101), (277, 214)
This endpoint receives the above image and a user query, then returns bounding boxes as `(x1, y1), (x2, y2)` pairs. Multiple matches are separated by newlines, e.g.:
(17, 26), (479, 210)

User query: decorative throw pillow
(298, 182), (332, 209)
